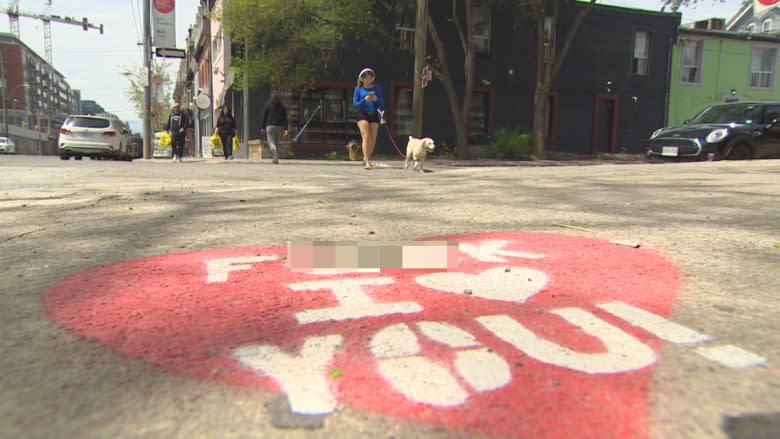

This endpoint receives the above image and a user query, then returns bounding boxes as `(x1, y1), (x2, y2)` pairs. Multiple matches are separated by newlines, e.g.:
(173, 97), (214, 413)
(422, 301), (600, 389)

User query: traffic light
(82, 17), (88, 31)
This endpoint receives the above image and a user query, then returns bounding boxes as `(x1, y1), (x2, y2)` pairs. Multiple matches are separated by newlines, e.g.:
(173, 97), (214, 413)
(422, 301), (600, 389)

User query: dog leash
(383, 122), (406, 159)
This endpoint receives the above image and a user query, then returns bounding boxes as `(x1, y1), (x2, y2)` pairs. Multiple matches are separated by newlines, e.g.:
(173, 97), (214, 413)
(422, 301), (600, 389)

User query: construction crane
(4, 0), (103, 65)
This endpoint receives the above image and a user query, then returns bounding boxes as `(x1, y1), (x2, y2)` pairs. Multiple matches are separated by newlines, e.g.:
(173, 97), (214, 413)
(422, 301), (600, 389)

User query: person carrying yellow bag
(216, 105), (238, 160)
(165, 102), (191, 163)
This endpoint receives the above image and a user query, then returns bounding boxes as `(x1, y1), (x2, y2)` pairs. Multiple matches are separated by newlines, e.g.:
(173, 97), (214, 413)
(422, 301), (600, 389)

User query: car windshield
(689, 104), (763, 125)
(66, 117), (111, 129)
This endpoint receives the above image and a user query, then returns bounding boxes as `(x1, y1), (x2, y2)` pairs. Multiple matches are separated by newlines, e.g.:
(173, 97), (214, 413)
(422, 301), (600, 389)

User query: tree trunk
(531, 0), (596, 159)
(532, 88), (547, 159)
(427, 7), (474, 159)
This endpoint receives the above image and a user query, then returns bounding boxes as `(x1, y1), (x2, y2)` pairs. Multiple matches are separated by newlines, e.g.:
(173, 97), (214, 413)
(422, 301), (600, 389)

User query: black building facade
(227, 1), (680, 156)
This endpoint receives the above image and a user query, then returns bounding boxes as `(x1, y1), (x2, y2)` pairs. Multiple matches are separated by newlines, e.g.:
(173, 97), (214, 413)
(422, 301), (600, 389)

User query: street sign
(195, 92), (211, 110)
(155, 47), (185, 59)
(43, 232), (766, 438)
(421, 64), (432, 88)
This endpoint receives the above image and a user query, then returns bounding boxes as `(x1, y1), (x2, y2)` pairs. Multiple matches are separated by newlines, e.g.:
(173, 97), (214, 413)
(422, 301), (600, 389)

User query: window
(473, 6), (492, 55)
(544, 16), (555, 63)
(276, 84), (360, 145)
(750, 46), (776, 88)
(393, 87), (413, 136)
(394, 0), (415, 51)
(469, 91), (491, 143)
(746, 23), (756, 33)
(632, 31), (650, 75)
(680, 39), (703, 83)
(392, 85), (491, 143)
(212, 28), (223, 63)
(763, 19), (773, 33)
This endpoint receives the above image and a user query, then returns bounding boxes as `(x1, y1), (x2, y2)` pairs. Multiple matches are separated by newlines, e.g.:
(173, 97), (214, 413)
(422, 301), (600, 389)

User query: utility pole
(143, 0), (152, 159)
(1, 48), (7, 137)
(411, 0), (428, 138)
(243, 40), (248, 158)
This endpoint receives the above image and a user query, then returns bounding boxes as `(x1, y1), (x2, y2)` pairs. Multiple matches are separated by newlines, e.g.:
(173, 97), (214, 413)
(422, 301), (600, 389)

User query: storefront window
(277, 84), (361, 145)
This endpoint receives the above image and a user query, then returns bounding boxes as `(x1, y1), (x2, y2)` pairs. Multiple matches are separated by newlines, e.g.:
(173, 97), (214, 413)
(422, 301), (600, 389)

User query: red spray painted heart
(44, 232), (680, 438)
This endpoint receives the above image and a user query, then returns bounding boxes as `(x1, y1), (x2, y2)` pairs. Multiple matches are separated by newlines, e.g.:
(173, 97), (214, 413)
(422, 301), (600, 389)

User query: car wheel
(75, 155), (83, 160)
(726, 143), (752, 160)
(60, 154), (70, 160)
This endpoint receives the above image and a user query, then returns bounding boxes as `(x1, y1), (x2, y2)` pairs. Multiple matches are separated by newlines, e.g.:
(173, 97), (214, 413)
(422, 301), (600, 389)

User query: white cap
(358, 68), (375, 81)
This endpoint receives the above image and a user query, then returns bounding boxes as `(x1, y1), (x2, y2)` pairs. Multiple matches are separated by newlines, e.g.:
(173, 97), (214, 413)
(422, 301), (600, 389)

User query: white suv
(0, 137), (15, 154)
(58, 115), (134, 161)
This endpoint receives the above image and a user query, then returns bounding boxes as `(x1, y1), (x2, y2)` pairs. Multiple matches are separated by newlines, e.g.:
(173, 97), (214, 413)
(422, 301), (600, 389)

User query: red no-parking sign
(44, 232), (713, 438)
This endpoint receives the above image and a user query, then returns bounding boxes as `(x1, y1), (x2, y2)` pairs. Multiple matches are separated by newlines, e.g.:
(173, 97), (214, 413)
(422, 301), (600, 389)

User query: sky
(0, 0), (751, 133)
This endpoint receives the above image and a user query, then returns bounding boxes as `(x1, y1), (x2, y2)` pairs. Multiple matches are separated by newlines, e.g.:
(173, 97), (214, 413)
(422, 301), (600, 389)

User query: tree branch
(451, 0), (469, 56)
(551, 0), (596, 81)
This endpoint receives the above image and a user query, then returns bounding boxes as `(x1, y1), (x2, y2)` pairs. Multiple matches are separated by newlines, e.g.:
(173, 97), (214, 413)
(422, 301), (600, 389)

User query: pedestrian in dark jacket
(216, 105), (238, 160)
(261, 94), (289, 164)
(165, 102), (191, 163)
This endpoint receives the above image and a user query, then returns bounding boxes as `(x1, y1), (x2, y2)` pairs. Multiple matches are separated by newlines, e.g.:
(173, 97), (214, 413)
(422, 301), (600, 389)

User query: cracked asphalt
(0, 155), (778, 439)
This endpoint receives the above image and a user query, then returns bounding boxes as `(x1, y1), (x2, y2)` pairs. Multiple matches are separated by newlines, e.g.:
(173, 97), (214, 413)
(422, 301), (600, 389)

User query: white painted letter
(205, 256), (277, 283)
(371, 322), (511, 406)
(460, 240), (546, 262)
(597, 301), (710, 344)
(232, 335), (342, 415)
(478, 308), (657, 374)
(288, 277), (422, 324)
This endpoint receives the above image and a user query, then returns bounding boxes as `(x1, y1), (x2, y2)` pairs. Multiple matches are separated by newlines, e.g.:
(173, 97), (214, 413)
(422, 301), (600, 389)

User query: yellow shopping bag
(210, 132), (223, 150)
(233, 136), (240, 152)
(160, 131), (172, 147)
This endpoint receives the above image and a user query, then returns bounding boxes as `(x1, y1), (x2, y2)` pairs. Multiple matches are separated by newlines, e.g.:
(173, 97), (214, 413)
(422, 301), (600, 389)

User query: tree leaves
(222, 0), (377, 89)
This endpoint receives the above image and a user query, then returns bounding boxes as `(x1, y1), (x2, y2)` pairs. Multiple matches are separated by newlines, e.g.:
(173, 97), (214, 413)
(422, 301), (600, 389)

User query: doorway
(592, 95), (618, 154)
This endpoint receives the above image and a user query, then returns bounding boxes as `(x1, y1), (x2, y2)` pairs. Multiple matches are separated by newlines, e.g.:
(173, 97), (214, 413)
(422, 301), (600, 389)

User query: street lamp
(2, 82), (29, 137)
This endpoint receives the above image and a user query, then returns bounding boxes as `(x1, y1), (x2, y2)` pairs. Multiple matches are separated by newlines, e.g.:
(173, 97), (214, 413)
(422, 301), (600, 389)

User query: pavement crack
(1, 227), (46, 244)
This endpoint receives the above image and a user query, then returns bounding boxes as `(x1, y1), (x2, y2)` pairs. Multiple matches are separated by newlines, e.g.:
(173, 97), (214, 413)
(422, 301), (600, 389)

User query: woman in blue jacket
(353, 68), (383, 170)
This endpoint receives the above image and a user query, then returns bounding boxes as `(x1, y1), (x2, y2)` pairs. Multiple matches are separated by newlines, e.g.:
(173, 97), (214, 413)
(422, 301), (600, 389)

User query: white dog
(404, 136), (436, 172)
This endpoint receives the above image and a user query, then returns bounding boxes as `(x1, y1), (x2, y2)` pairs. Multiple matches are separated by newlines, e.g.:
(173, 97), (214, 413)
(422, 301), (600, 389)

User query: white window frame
(472, 6), (491, 55)
(680, 38), (703, 84)
(746, 23), (756, 33)
(750, 44), (777, 89)
(544, 16), (555, 63)
(212, 28), (223, 64)
(394, 0), (416, 51)
(632, 30), (650, 75)
(762, 18), (773, 33)
(393, 86), (413, 137)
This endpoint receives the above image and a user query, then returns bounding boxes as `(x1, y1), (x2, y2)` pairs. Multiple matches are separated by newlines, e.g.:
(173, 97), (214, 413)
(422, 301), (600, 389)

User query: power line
(129, 0), (141, 45)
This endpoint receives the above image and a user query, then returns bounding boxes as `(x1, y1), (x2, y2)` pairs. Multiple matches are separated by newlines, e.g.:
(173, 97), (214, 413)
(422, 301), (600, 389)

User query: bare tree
(426, 0), (478, 158)
(529, 0), (596, 158)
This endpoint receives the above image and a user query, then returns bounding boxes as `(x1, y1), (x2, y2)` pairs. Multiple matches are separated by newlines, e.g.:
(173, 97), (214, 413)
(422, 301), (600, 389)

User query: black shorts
(357, 111), (380, 124)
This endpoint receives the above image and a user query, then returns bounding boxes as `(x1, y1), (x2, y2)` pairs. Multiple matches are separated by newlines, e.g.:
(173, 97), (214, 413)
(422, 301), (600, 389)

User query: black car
(647, 102), (780, 161)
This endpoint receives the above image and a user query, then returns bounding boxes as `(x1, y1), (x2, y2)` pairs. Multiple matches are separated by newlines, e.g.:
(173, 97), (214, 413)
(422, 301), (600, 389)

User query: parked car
(0, 137), (15, 154)
(647, 102), (780, 161)
(58, 115), (135, 161)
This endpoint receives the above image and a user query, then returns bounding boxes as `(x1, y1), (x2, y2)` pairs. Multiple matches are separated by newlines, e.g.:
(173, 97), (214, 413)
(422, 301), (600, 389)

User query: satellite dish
(196, 93), (211, 110)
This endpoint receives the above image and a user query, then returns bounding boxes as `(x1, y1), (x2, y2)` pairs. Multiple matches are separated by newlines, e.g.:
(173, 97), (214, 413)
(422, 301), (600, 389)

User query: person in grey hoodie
(261, 94), (289, 164)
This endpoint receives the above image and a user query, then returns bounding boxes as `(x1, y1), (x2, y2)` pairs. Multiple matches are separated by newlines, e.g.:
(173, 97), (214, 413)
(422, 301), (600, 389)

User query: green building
(668, 27), (780, 126)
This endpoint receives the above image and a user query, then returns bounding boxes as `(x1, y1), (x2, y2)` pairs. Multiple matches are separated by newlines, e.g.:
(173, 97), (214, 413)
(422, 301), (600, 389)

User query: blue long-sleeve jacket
(353, 85), (384, 113)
